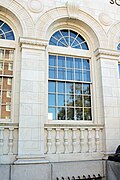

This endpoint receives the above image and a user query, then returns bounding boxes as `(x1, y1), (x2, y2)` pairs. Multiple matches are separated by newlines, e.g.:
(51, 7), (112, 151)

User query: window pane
(2, 23), (11, 32)
(81, 42), (89, 50)
(58, 82), (65, 93)
(66, 95), (74, 106)
(118, 64), (120, 78)
(61, 30), (68, 36)
(49, 55), (56, 66)
(75, 83), (82, 94)
(58, 68), (65, 79)
(49, 37), (57, 45)
(83, 70), (90, 81)
(58, 56), (65, 67)
(66, 57), (74, 68)
(58, 94), (65, 106)
(58, 41), (66, 47)
(67, 69), (74, 80)
(57, 107), (66, 120)
(0, 49), (4, 59)
(84, 96), (91, 107)
(75, 108), (83, 120)
(59, 38), (67, 46)
(70, 30), (77, 38)
(71, 40), (79, 48)
(75, 95), (82, 107)
(76, 34), (85, 43)
(48, 81), (56, 92)
(84, 108), (92, 120)
(49, 67), (57, 79)
(66, 83), (74, 94)
(48, 94), (56, 106)
(83, 84), (90, 94)
(53, 31), (62, 40)
(48, 107), (56, 120)
(83, 59), (90, 70)
(67, 108), (74, 120)
(6, 32), (15, 40)
(75, 70), (82, 81)
(75, 58), (82, 69)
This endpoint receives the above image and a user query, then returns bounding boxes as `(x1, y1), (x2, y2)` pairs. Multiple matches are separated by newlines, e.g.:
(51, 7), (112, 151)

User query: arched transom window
(49, 29), (89, 50)
(0, 20), (15, 120)
(48, 29), (92, 121)
(0, 20), (15, 40)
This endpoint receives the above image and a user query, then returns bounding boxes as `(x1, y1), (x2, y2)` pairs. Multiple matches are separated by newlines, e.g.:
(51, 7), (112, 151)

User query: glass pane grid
(48, 54), (92, 121)
(0, 48), (14, 119)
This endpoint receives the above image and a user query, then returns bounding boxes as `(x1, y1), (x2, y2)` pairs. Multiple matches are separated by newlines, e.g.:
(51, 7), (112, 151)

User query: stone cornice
(20, 37), (48, 47)
(94, 48), (120, 61)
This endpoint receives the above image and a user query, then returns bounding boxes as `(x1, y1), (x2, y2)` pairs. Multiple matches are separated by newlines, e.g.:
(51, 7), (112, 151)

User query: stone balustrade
(44, 124), (104, 161)
(0, 123), (18, 164)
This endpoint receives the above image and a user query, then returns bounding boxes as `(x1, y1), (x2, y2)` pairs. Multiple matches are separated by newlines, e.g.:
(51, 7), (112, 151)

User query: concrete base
(0, 165), (10, 180)
(0, 160), (106, 180)
(11, 164), (51, 180)
(52, 160), (105, 180)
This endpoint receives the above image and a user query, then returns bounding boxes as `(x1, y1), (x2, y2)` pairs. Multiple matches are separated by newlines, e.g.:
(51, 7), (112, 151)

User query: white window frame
(48, 45), (93, 124)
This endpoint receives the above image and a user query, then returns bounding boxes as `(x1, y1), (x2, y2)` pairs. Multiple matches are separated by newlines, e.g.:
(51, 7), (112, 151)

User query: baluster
(47, 128), (52, 153)
(72, 128), (77, 153)
(99, 128), (103, 152)
(95, 128), (100, 152)
(88, 128), (92, 153)
(8, 127), (14, 155)
(0, 128), (4, 154)
(80, 128), (85, 153)
(64, 128), (69, 153)
(56, 128), (61, 154)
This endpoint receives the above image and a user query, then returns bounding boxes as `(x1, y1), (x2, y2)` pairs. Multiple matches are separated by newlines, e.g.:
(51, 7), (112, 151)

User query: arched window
(0, 20), (15, 120)
(48, 29), (92, 121)
(0, 20), (15, 40)
(49, 29), (89, 50)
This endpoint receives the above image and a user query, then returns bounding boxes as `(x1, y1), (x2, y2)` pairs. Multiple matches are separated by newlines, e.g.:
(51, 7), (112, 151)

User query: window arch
(0, 20), (15, 120)
(49, 29), (89, 50)
(0, 20), (15, 40)
(48, 29), (92, 121)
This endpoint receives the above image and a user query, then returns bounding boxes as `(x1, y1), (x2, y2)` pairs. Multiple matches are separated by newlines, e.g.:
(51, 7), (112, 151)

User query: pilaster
(94, 48), (120, 154)
(15, 37), (48, 164)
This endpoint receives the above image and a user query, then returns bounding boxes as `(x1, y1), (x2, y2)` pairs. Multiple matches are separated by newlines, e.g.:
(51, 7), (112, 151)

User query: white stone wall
(0, 0), (120, 165)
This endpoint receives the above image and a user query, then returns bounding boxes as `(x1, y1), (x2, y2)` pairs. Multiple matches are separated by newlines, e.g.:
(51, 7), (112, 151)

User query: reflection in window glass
(57, 107), (65, 120)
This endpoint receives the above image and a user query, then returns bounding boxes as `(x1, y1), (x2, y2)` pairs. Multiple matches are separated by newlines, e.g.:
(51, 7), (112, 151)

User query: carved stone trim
(20, 37), (48, 47)
(99, 13), (112, 26)
(28, 0), (43, 13)
(94, 48), (120, 60)
(66, 0), (80, 19)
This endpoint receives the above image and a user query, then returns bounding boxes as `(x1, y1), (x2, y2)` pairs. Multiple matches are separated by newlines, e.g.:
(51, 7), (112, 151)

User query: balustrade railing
(0, 123), (18, 164)
(44, 124), (104, 156)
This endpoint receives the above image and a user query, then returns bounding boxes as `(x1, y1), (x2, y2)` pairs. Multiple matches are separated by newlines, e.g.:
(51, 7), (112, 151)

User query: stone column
(94, 48), (120, 154)
(15, 37), (48, 164)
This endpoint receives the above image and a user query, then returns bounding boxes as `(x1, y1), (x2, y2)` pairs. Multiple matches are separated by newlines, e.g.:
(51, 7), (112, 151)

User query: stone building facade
(0, 0), (120, 179)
